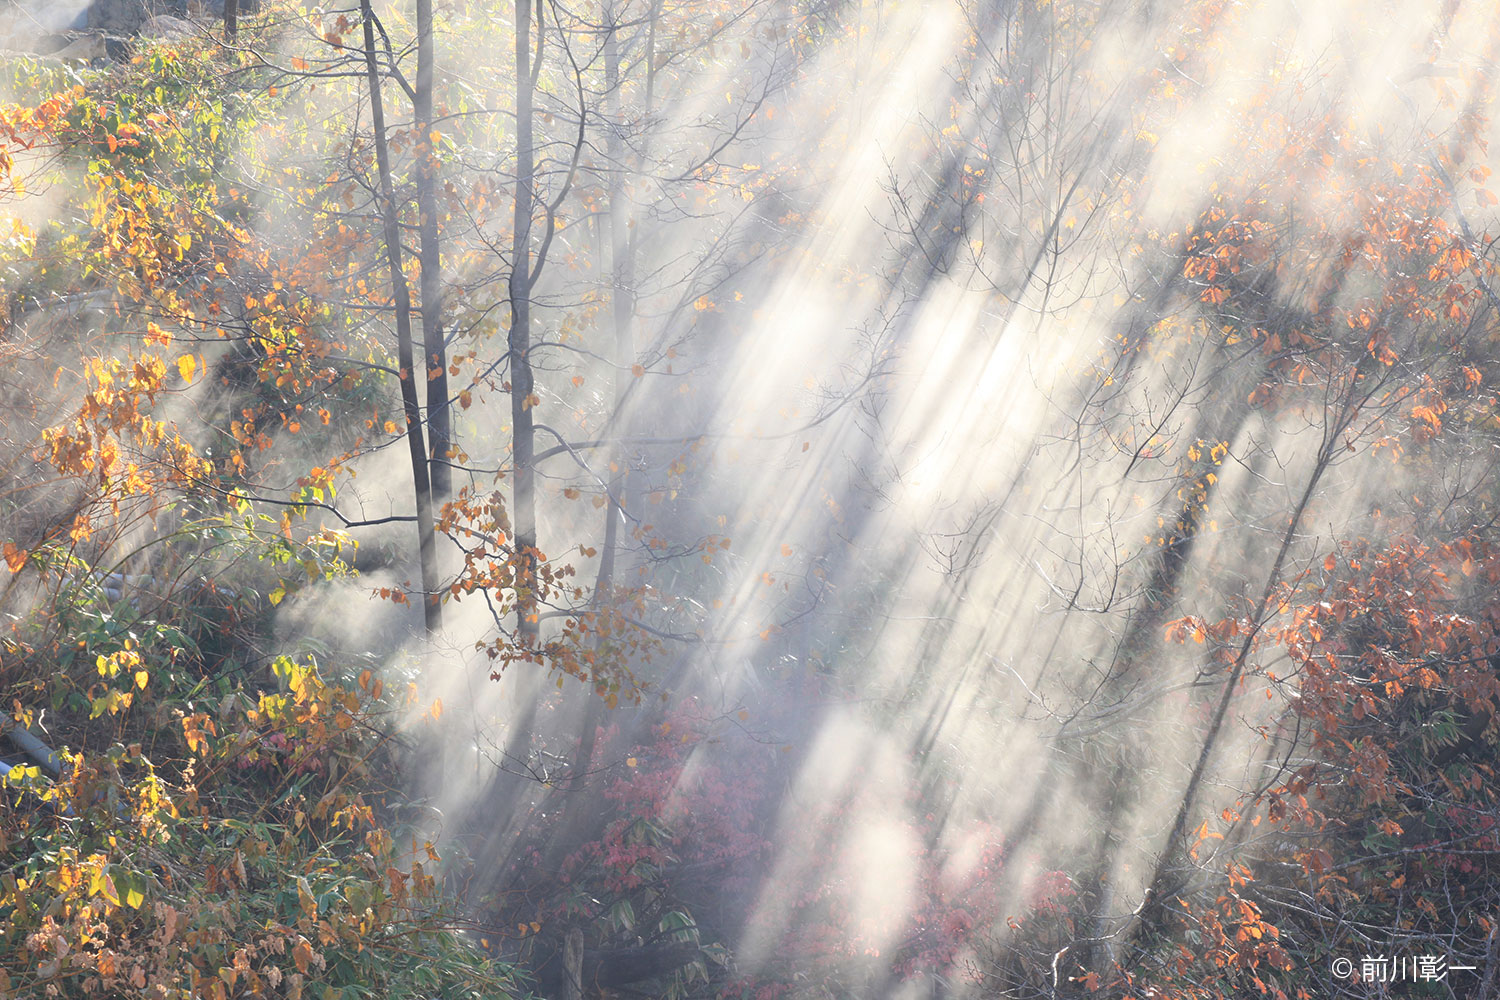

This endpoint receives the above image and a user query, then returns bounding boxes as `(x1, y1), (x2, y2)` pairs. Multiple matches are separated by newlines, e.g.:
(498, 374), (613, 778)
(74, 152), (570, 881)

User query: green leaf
(118, 869), (146, 909)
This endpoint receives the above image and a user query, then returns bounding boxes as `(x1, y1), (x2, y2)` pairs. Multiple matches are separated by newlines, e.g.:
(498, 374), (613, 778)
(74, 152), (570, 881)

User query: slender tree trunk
(361, 0), (441, 635)
(566, 0), (638, 805)
(1119, 358), (1377, 963)
(561, 927), (585, 1000)
(643, 0), (658, 110)
(223, 0), (237, 38)
(414, 0), (451, 506)
(593, 3), (635, 603)
(1126, 451), (1331, 941)
(510, 0), (539, 645)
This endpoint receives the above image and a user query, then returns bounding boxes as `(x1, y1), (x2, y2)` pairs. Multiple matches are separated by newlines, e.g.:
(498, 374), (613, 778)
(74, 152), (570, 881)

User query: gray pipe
(5, 727), (62, 778)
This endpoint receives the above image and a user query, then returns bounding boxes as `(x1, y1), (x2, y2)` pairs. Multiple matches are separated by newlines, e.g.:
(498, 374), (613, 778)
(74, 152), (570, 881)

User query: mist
(3, 0), (1499, 996)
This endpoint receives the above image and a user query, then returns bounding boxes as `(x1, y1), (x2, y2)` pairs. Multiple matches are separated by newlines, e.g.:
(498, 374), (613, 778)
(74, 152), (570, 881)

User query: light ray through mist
(373, 0), (1500, 992)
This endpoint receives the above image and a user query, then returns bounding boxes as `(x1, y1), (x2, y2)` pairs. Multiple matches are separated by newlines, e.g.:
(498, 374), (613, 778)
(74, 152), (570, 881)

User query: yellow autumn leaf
(177, 354), (196, 383)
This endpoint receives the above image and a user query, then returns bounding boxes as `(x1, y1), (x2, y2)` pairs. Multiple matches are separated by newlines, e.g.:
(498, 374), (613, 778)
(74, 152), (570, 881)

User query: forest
(0, 0), (1498, 996)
